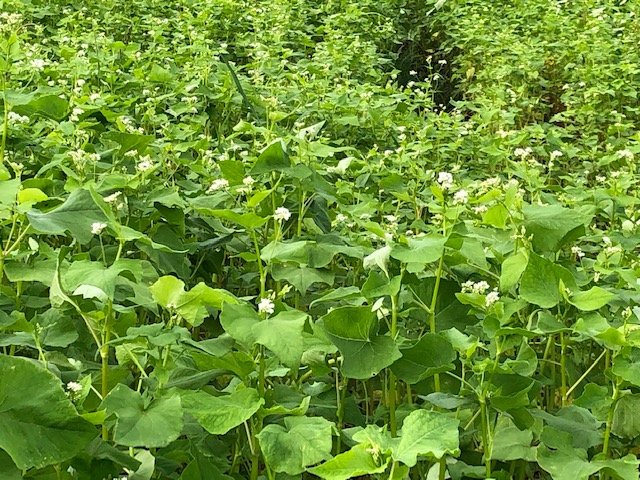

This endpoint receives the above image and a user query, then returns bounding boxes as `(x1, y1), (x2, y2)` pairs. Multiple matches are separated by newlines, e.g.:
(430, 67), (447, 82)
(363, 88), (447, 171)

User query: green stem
(480, 399), (492, 478)
(258, 345), (265, 397)
(1, 74), (9, 168)
(565, 349), (606, 400)
(603, 380), (621, 458)
(389, 292), (399, 437)
(430, 255), (445, 392)
(560, 332), (567, 407)
(251, 230), (266, 296)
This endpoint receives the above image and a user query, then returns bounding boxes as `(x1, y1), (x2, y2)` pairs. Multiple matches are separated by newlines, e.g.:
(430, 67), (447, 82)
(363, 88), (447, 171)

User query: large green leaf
(568, 286), (615, 312)
(390, 235), (446, 269)
(271, 264), (335, 295)
(612, 393), (640, 439)
(220, 302), (261, 348)
(180, 388), (263, 435)
(251, 139), (291, 174)
(0, 355), (97, 469)
(27, 188), (109, 244)
(520, 252), (576, 308)
(393, 410), (460, 466)
(522, 204), (589, 253)
(307, 443), (389, 480)
(612, 348), (640, 387)
(537, 427), (639, 480)
(391, 334), (456, 384)
(180, 452), (233, 480)
(101, 131), (154, 156)
(491, 415), (535, 462)
(150, 276), (238, 326)
(257, 416), (334, 475)
(253, 310), (307, 369)
(530, 406), (602, 450)
(319, 306), (401, 379)
(100, 385), (183, 448)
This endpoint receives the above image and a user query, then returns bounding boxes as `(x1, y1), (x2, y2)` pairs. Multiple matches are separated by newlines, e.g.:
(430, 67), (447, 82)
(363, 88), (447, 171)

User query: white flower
(453, 189), (469, 205)
(104, 191), (122, 203)
(30, 59), (46, 71)
(335, 213), (348, 223)
(473, 281), (490, 294)
(622, 220), (635, 232)
(437, 171), (453, 190)
(66, 381), (83, 393)
(438, 59), (447, 65)
(617, 149), (634, 160)
(242, 176), (255, 186)
(90, 93), (101, 101)
(8, 112), (29, 125)
(91, 222), (107, 235)
(207, 179), (229, 192)
(473, 205), (488, 215)
(258, 298), (275, 315)
(571, 245), (585, 258)
(69, 108), (84, 122)
(409, 70), (417, 76)
(485, 291), (500, 307)
(603, 236), (612, 246)
(136, 156), (154, 172)
(551, 150), (563, 159)
(514, 147), (532, 158)
(274, 207), (291, 222)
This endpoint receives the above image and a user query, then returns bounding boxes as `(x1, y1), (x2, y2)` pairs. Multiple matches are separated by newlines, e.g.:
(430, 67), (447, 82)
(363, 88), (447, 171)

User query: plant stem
(389, 292), (399, 437)
(603, 379), (621, 458)
(565, 349), (606, 400)
(251, 229), (266, 297)
(560, 331), (567, 407)
(480, 399), (492, 478)
(1, 74), (9, 168)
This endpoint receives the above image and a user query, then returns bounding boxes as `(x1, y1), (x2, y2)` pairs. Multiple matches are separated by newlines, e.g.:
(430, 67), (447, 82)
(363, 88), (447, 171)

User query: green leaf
(253, 310), (307, 369)
(522, 204), (589, 253)
(569, 286), (615, 311)
(0, 355), (97, 469)
(612, 393), (640, 439)
(27, 188), (109, 244)
(307, 443), (389, 480)
(180, 388), (263, 435)
(100, 385), (183, 448)
(393, 410), (460, 466)
(14, 94), (68, 120)
(251, 139), (291, 174)
(0, 451), (20, 480)
(175, 283), (239, 326)
(220, 302), (261, 348)
(500, 250), (528, 292)
(391, 334), (456, 384)
(531, 406), (602, 450)
(202, 209), (268, 230)
(320, 306), (401, 379)
(257, 416), (334, 475)
(361, 271), (402, 299)
(390, 235), (446, 267)
(537, 427), (639, 480)
(101, 131), (154, 156)
(363, 245), (391, 276)
(612, 348), (640, 386)
(520, 252), (576, 308)
(180, 452), (233, 480)
(149, 275), (185, 310)
(491, 415), (535, 462)
(271, 264), (335, 295)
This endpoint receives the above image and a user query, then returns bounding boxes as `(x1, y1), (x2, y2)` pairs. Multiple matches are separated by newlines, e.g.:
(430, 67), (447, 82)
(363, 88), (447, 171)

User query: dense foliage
(1, 0), (640, 478)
